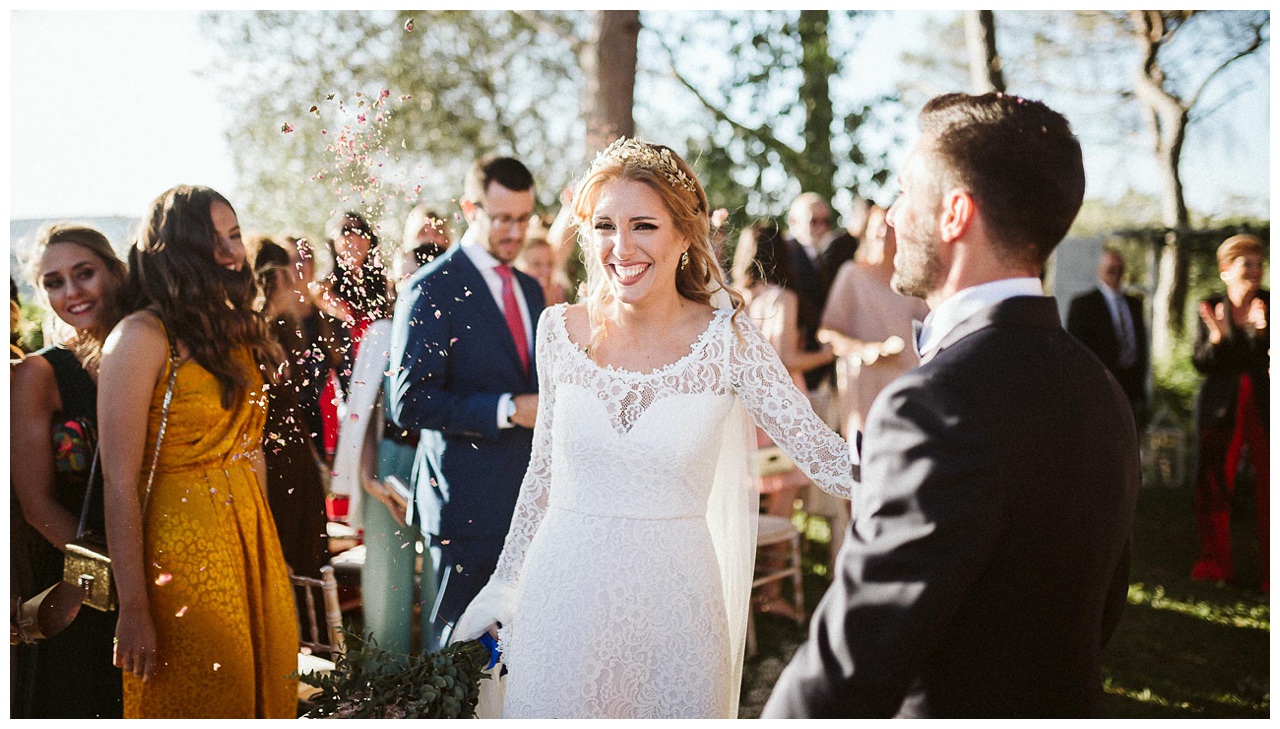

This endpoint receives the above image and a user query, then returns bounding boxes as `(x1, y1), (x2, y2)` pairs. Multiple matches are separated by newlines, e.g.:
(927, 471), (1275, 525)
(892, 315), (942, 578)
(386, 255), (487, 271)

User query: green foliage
(649, 10), (898, 218)
(300, 632), (493, 719)
(15, 300), (47, 353)
(203, 10), (582, 240)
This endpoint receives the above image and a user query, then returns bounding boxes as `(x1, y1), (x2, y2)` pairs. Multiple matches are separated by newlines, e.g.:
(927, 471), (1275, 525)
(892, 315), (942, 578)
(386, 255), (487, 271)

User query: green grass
(739, 482), (1271, 718)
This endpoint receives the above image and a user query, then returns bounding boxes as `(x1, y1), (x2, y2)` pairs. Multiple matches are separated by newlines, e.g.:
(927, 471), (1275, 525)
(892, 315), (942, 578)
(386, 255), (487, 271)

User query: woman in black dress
(11, 224), (129, 717)
(249, 236), (331, 583)
(1191, 234), (1269, 592)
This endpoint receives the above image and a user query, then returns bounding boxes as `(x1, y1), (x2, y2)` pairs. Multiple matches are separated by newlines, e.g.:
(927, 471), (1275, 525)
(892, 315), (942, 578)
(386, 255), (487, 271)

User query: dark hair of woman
(249, 235), (305, 358)
(733, 219), (818, 333)
(127, 185), (283, 409)
(324, 211), (391, 321)
(733, 220), (796, 290)
(249, 235), (290, 307)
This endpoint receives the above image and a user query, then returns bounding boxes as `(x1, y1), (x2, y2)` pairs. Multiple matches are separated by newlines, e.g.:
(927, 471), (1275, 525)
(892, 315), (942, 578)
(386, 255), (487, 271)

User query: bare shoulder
(102, 311), (169, 373)
(561, 302), (590, 345)
(10, 351), (58, 412)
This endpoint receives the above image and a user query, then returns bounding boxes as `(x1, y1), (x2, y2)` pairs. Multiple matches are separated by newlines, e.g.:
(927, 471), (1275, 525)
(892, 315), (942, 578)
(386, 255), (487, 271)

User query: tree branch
(658, 35), (802, 172)
(1185, 20), (1267, 110)
(515, 9), (583, 54)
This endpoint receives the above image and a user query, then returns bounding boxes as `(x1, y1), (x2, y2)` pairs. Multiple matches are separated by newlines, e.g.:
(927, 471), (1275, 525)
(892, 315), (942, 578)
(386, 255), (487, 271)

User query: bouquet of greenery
(301, 632), (495, 719)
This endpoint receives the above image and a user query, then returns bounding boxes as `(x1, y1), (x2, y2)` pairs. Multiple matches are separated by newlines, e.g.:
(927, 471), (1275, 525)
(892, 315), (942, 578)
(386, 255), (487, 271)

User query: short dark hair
(464, 155), (534, 202)
(918, 92), (1085, 267)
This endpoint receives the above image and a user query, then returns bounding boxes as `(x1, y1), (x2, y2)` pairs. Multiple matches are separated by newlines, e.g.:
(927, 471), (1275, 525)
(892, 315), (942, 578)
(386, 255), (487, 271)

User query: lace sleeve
(729, 315), (856, 499)
(491, 306), (559, 587)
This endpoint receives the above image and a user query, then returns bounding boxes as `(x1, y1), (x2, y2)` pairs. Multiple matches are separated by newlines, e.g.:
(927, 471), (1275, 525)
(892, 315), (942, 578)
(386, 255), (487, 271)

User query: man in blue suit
(390, 156), (544, 649)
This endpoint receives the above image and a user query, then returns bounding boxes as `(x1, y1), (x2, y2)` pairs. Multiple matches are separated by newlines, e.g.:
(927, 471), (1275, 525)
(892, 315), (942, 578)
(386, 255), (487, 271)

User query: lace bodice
(492, 303), (855, 587)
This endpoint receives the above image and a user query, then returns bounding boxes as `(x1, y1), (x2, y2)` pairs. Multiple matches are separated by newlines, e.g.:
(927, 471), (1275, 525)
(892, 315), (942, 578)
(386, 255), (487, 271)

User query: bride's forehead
(592, 179), (667, 217)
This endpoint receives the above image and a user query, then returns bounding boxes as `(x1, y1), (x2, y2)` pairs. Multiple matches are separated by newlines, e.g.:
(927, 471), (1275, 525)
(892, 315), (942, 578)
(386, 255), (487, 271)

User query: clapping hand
(1199, 301), (1230, 344)
(1247, 297), (1268, 331)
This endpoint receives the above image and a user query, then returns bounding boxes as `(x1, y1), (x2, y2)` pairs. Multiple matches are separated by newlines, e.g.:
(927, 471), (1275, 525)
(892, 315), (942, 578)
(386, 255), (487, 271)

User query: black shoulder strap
(38, 346), (96, 421)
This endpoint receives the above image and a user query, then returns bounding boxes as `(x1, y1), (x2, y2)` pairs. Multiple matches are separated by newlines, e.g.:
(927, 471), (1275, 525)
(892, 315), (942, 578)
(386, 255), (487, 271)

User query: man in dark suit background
(1067, 249), (1149, 427)
(785, 192), (853, 391)
(389, 156), (544, 649)
(763, 93), (1140, 718)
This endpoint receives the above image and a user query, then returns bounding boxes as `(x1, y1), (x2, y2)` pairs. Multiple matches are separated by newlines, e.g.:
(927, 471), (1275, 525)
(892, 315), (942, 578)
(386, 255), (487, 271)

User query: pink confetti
(405, 18), (414, 31)
(281, 122), (293, 133)
(155, 572), (173, 587)
(175, 605), (189, 618)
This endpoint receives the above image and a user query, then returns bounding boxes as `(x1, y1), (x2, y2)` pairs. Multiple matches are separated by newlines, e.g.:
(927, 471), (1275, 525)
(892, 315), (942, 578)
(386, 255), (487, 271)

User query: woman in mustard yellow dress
(98, 185), (298, 718)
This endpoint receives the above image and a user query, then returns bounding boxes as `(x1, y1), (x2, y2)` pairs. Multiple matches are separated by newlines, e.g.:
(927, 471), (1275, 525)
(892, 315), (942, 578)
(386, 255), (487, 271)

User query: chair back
(291, 565), (345, 656)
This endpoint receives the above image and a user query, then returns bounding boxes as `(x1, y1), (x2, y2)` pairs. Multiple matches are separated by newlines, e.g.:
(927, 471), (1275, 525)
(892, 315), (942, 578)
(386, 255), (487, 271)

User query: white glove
(451, 579), (519, 645)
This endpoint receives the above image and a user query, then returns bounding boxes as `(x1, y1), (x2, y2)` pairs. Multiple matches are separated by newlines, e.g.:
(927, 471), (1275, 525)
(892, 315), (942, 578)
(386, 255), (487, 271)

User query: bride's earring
(679, 251), (689, 271)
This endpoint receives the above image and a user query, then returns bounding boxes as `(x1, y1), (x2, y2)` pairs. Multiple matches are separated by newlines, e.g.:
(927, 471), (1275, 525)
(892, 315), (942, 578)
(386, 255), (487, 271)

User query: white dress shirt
(460, 229), (534, 429)
(916, 277), (1044, 358)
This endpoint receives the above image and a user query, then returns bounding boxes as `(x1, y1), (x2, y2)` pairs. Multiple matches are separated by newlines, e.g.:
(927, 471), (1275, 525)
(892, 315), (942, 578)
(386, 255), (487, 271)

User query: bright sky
(8, 9), (1272, 223)
(10, 10), (239, 220)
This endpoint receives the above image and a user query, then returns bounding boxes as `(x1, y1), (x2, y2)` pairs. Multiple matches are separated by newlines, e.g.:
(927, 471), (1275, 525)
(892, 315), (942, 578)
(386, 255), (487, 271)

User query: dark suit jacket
(763, 296), (1141, 718)
(1192, 290), (1269, 434)
(388, 244), (545, 541)
(785, 235), (845, 390)
(1066, 287), (1148, 412)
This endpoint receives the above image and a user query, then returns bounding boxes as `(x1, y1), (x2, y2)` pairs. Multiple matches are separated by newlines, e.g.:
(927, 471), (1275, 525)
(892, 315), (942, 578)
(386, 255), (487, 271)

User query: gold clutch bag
(63, 533), (116, 612)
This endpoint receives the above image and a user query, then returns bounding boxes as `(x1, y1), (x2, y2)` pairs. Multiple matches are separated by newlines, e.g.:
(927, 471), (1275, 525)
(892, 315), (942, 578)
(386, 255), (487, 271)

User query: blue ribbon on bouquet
(478, 630), (503, 673)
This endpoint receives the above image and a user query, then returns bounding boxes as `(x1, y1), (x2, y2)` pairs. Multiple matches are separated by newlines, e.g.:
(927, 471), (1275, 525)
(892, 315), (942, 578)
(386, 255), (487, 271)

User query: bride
(453, 138), (857, 718)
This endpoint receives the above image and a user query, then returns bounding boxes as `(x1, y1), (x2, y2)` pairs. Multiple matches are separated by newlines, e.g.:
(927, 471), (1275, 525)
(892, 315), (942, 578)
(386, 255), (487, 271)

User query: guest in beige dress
(820, 206), (931, 438)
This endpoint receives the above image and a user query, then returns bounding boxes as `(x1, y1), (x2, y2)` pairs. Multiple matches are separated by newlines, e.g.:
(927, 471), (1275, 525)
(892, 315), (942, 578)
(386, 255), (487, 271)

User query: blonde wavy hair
(571, 140), (743, 351)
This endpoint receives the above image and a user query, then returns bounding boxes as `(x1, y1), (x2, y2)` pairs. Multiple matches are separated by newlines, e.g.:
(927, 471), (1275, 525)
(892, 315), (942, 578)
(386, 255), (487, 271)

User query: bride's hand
(452, 581), (518, 644)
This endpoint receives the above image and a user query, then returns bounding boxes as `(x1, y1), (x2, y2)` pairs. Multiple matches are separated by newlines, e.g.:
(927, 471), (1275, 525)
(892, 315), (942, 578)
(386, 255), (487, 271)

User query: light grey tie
(1114, 296), (1137, 368)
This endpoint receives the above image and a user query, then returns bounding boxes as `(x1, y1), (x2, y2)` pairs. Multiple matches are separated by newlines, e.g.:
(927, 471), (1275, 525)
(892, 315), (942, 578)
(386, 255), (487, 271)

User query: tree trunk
(964, 10), (1006, 93)
(581, 10), (640, 156)
(1131, 10), (1192, 361)
(797, 9), (836, 202)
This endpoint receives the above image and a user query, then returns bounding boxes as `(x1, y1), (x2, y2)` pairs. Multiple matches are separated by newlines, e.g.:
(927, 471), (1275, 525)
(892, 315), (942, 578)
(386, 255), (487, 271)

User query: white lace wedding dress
(469, 303), (855, 718)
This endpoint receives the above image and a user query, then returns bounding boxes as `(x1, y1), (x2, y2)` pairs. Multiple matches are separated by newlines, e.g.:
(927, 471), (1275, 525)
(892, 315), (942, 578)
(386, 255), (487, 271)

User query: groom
(763, 93), (1141, 718)
(389, 155), (544, 650)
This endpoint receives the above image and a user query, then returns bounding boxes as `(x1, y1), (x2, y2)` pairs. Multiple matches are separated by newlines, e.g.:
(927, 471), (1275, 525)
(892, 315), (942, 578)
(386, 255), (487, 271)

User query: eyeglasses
(476, 205), (531, 230)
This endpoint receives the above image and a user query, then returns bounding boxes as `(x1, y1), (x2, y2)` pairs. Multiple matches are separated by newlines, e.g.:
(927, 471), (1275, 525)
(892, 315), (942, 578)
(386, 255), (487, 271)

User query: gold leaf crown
(588, 137), (698, 195)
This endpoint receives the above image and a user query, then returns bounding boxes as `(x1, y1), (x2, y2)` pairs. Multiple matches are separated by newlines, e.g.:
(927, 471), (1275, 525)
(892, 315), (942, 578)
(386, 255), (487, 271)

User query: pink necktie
(494, 264), (530, 375)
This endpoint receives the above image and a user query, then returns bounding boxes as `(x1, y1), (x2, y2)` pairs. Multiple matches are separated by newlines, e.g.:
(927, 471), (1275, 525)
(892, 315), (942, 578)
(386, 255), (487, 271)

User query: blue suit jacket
(389, 244), (545, 541)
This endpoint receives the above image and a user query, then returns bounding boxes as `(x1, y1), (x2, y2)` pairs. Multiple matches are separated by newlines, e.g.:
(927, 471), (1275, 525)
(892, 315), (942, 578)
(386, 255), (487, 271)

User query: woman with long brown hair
(98, 186), (297, 717)
(11, 224), (128, 717)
